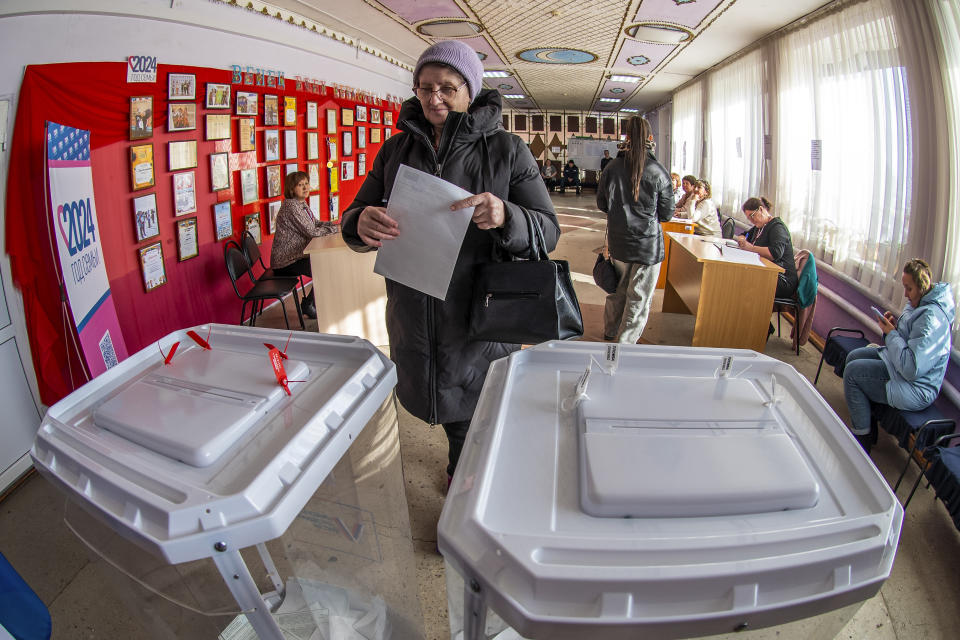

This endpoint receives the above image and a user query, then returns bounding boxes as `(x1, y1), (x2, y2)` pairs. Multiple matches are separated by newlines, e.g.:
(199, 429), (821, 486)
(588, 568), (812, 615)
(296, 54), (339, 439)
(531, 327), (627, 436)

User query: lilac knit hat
(413, 40), (484, 102)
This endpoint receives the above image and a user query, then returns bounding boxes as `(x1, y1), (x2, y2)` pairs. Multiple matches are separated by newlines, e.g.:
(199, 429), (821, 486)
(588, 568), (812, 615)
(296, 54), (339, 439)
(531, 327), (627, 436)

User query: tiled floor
(2, 192), (959, 639)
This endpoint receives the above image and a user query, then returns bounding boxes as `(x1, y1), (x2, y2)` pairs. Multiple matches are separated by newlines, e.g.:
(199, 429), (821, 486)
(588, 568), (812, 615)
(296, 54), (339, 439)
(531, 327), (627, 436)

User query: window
(514, 114), (527, 131)
(671, 80), (703, 177)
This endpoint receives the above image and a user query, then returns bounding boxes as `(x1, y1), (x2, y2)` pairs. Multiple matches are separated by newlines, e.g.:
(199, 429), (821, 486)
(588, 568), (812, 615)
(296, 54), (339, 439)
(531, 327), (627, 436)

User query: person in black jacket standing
(341, 40), (559, 481)
(598, 117), (674, 343)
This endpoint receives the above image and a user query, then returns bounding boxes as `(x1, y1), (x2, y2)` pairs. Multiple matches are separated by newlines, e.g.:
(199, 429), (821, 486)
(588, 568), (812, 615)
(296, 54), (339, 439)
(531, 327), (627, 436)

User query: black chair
(899, 430), (960, 515)
(241, 230), (307, 297)
(813, 327), (870, 385)
(721, 216), (735, 239)
(224, 243), (303, 329)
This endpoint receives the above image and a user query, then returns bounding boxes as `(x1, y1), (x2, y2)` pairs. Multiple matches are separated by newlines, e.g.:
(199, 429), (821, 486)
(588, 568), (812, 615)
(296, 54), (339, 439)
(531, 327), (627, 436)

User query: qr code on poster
(99, 330), (119, 369)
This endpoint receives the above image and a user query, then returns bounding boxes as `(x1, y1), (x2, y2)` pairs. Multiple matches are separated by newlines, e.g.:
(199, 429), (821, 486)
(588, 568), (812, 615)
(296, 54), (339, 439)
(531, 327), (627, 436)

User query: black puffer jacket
(597, 152), (674, 265)
(341, 89), (559, 424)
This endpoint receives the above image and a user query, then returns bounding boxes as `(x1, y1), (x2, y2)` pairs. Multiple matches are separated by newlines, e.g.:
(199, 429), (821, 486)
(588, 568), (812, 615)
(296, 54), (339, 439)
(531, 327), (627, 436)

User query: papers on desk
(719, 245), (764, 266)
(374, 164), (474, 300)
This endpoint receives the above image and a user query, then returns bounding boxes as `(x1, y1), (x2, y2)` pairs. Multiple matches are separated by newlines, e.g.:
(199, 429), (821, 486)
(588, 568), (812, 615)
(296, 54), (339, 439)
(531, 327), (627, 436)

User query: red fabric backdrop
(5, 62), (398, 405)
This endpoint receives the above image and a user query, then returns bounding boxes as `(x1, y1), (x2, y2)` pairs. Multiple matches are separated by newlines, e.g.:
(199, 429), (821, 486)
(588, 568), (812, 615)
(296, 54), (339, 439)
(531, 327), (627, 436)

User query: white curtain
(774, 0), (911, 300)
(705, 49), (764, 217)
(671, 81), (703, 178)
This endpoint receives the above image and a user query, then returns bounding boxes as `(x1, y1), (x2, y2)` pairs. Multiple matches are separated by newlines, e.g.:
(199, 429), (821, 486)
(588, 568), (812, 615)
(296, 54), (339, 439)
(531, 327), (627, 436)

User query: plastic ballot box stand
(31, 324), (424, 640)
(438, 342), (903, 640)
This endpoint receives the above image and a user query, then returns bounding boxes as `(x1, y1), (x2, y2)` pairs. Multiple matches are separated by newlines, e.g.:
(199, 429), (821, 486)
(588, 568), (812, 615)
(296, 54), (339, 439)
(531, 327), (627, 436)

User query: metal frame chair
(899, 431), (960, 514)
(240, 230), (307, 298)
(721, 216), (735, 239)
(814, 327), (869, 385)
(224, 242), (303, 329)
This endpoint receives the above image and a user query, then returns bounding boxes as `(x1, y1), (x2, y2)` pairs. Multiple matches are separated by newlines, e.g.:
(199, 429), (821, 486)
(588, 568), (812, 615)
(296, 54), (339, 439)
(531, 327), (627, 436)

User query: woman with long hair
(598, 117), (674, 343)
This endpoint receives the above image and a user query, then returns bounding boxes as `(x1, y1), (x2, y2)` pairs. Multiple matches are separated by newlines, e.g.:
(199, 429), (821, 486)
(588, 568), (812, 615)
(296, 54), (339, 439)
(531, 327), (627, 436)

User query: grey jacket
(341, 89), (559, 424)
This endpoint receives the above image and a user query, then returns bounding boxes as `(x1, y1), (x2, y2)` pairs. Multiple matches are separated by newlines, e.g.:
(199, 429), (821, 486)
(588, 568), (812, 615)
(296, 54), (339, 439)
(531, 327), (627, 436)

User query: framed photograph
(173, 171), (197, 216)
(329, 194), (340, 222)
(177, 217), (199, 261)
(309, 195), (321, 221)
(244, 212), (262, 244)
(264, 94), (279, 126)
(285, 163), (298, 175)
(132, 192), (159, 242)
(308, 163), (320, 190)
(340, 160), (354, 181)
(284, 129), (298, 159)
(239, 118), (256, 152)
(266, 165), (282, 198)
(168, 103), (197, 132)
(284, 96), (297, 126)
(341, 108), (354, 127)
(206, 83), (231, 109)
(213, 201), (233, 241)
(384, 111), (393, 126)
(358, 152), (366, 176)
(326, 109), (337, 134)
(306, 102), (318, 129)
(268, 200), (281, 234)
(264, 129), (280, 162)
(129, 96), (153, 140)
(306, 132), (319, 160)
(384, 128), (392, 140)
(370, 108), (381, 125)
(240, 168), (259, 205)
(357, 126), (366, 149)
(356, 105), (367, 122)
(210, 152), (230, 191)
(342, 130), (353, 156)
(139, 242), (167, 291)
(168, 140), (197, 171)
(327, 137), (338, 161)
(205, 114), (231, 140)
(236, 91), (258, 116)
(130, 144), (155, 191)
(328, 162), (338, 193)
(168, 73), (196, 100)
(370, 127), (381, 144)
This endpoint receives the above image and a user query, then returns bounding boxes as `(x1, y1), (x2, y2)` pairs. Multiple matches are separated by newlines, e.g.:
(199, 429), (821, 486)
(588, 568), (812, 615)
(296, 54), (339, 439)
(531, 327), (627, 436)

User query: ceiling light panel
(483, 71), (511, 77)
(609, 75), (642, 83)
(633, 0), (722, 29)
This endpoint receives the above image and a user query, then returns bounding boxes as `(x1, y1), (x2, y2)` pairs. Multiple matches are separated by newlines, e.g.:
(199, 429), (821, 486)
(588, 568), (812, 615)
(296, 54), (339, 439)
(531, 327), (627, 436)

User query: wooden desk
(657, 220), (696, 289)
(304, 234), (389, 346)
(662, 233), (783, 352)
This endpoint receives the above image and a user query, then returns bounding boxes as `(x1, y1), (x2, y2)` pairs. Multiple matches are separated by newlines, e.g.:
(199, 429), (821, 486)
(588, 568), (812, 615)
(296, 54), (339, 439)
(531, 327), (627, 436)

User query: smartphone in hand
(870, 305), (885, 319)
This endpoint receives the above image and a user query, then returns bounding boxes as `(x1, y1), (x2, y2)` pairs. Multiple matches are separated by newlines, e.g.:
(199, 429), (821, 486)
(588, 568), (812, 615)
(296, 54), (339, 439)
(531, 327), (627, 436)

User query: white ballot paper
(720, 244), (765, 266)
(374, 164), (474, 299)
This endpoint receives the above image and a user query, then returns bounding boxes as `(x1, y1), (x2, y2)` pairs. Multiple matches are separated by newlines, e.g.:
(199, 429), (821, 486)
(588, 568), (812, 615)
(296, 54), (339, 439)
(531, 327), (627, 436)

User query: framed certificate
(370, 127), (381, 144)
(370, 108), (381, 125)
(355, 105), (367, 122)
(326, 109), (337, 134)
(306, 101), (318, 129)
(309, 195), (320, 221)
(239, 118), (256, 152)
(129, 96), (153, 140)
(236, 91), (258, 116)
(177, 216), (199, 261)
(264, 94), (279, 126)
(358, 152), (366, 176)
(139, 242), (167, 291)
(327, 137), (338, 161)
(285, 163), (298, 175)
(328, 162), (338, 193)
(329, 194), (339, 222)
(168, 140), (197, 171)
(268, 200), (281, 234)
(340, 160), (354, 181)
(210, 152), (230, 191)
(266, 164), (282, 198)
(284, 129), (298, 159)
(384, 111), (393, 126)
(173, 171), (197, 216)
(168, 103), (196, 132)
(130, 143), (155, 191)
(342, 130), (352, 157)
(132, 192), (159, 242)
(168, 73), (196, 100)
(384, 128), (392, 140)
(284, 96), (297, 126)
(264, 129), (280, 162)
(240, 168), (258, 205)
(308, 163), (319, 190)
(206, 83), (231, 109)
(244, 212), (262, 244)
(341, 108), (353, 127)
(205, 114), (231, 140)
(213, 201), (233, 241)
(357, 126), (366, 149)
(306, 132), (319, 160)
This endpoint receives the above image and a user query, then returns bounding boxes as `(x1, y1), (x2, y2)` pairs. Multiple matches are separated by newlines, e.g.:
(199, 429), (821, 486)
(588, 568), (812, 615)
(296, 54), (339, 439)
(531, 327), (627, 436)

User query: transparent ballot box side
(438, 342), (903, 640)
(31, 325), (424, 640)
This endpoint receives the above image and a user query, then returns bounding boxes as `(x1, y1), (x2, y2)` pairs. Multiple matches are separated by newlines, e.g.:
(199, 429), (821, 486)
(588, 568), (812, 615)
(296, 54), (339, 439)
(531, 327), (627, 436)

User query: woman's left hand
(735, 234), (750, 249)
(878, 313), (896, 335)
(451, 192), (505, 230)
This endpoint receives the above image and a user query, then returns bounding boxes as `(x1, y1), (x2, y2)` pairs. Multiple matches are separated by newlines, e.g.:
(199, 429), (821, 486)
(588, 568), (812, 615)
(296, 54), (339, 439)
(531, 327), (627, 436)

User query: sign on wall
(46, 122), (128, 376)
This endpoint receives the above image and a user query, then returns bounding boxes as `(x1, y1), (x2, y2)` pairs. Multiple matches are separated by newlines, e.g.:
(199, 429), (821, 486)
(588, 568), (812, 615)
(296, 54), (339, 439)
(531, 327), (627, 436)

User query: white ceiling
(263, 0), (833, 112)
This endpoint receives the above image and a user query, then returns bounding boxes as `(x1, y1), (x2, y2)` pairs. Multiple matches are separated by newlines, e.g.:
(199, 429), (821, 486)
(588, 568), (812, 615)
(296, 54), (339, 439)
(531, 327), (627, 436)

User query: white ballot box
(438, 342), (903, 640)
(31, 324), (423, 640)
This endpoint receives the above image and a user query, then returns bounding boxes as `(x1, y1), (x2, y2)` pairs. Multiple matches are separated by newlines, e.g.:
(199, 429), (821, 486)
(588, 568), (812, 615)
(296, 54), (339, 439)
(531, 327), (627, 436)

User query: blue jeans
(843, 347), (890, 435)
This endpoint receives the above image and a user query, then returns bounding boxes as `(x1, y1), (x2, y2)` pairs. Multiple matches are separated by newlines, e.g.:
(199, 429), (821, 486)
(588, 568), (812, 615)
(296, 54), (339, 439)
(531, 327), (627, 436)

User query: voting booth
(31, 324), (423, 640)
(439, 341), (903, 640)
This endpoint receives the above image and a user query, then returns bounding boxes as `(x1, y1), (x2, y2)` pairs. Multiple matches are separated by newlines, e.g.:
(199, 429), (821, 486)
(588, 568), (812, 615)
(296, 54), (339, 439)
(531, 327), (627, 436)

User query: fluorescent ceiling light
(503, 94), (525, 99)
(609, 75), (641, 83)
(599, 98), (620, 103)
(483, 71), (511, 78)
(620, 108), (638, 113)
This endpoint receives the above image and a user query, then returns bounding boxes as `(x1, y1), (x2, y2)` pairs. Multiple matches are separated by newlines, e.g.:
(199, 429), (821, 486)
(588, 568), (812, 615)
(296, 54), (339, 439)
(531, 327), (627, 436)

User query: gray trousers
(603, 259), (661, 344)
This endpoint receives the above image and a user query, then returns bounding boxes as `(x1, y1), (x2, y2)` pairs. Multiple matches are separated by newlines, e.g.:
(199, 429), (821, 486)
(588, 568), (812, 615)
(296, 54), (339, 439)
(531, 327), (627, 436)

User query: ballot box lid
(31, 325), (396, 564)
(438, 342), (902, 639)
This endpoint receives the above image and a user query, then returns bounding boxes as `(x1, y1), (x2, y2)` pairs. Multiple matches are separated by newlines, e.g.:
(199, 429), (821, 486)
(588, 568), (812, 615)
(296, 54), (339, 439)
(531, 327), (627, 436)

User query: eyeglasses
(413, 82), (466, 100)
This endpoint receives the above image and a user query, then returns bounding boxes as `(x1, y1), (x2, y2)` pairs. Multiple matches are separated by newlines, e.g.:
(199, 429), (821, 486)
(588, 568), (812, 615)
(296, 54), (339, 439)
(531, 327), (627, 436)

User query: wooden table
(662, 232), (783, 352)
(656, 220), (696, 289)
(304, 234), (389, 346)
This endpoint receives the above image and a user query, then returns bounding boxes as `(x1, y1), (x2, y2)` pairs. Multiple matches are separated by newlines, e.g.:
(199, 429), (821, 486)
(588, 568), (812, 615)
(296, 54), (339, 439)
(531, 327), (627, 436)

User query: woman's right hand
(357, 206), (399, 248)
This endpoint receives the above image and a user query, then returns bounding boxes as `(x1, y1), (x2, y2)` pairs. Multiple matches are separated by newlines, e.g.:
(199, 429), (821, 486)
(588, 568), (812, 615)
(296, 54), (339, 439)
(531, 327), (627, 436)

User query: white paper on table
(374, 164), (474, 300)
(720, 245), (765, 266)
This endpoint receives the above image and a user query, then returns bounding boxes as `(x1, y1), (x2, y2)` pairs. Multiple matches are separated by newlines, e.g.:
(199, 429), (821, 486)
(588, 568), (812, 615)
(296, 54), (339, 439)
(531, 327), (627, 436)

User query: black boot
(854, 432), (873, 454)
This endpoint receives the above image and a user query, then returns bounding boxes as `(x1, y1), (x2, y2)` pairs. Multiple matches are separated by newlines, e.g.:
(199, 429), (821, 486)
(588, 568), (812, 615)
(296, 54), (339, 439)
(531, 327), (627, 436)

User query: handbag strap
(521, 208), (549, 261)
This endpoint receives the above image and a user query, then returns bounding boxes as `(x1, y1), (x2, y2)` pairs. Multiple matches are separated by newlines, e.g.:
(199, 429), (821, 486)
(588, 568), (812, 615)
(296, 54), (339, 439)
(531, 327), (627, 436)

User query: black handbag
(592, 250), (619, 294)
(468, 210), (583, 344)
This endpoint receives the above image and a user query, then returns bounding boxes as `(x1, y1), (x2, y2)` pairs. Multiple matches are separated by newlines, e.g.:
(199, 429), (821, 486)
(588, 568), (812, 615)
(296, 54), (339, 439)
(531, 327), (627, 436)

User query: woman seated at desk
(674, 174), (698, 219)
(270, 171), (339, 319)
(691, 179), (721, 237)
(842, 259), (955, 452)
(734, 196), (798, 299)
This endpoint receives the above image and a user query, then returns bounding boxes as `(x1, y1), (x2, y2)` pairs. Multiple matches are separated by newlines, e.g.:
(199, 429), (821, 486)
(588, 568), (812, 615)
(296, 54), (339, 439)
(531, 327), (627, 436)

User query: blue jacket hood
(919, 281), (956, 325)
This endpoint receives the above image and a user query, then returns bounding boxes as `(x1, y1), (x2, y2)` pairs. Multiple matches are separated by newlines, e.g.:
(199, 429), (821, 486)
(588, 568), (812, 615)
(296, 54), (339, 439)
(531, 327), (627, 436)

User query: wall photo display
(264, 129), (280, 162)
(168, 103), (197, 132)
(239, 118), (256, 152)
(173, 171), (197, 216)
(309, 195), (320, 221)
(326, 109), (337, 134)
(284, 97), (297, 126)
(384, 111), (393, 126)
(206, 114), (231, 140)
(266, 165), (282, 198)
(129, 96), (153, 140)
(327, 137), (337, 161)
(206, 83), (231, 109)
(139, 242), (167, 291)
(168, 73), (196, 100)
(177, 217), (199, 261)
(214, 201), (233, 241)
(268, 200), (281, 234)
(264, 95), (279, 126)
(210, 152), (230, 191)
(370, 108), (381, 125)
(244, 212), (262, 244)
(370, 127), (381, 144)
(236, 91), (258, 116)
(240, 168), (259, 205)
(132, 192), (159, 242)
(341, 108), (354, 127)
(329, 194), (339, 221)
(340, 160), (354, 181)
(328, 162), (338, 193)
(342, 130), (352, 156)
(168, 140), (197, 171)
(384, 128), (392, 140)
(355, 105), (367, 122)
(306, 102), (318, 129)
(284, 129), (298, 159)
(306, 132), (319, 160)
(357, 126), (366, 149)
(358, 153), (366, 176)
(130, 143), (155, 191)
(285, 163), (298, 175)
(308, 163), (320, 191)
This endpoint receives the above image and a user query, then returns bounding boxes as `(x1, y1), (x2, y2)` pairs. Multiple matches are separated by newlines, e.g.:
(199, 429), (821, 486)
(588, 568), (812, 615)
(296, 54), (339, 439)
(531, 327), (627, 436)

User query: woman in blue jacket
(843, 259), (956, 452)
